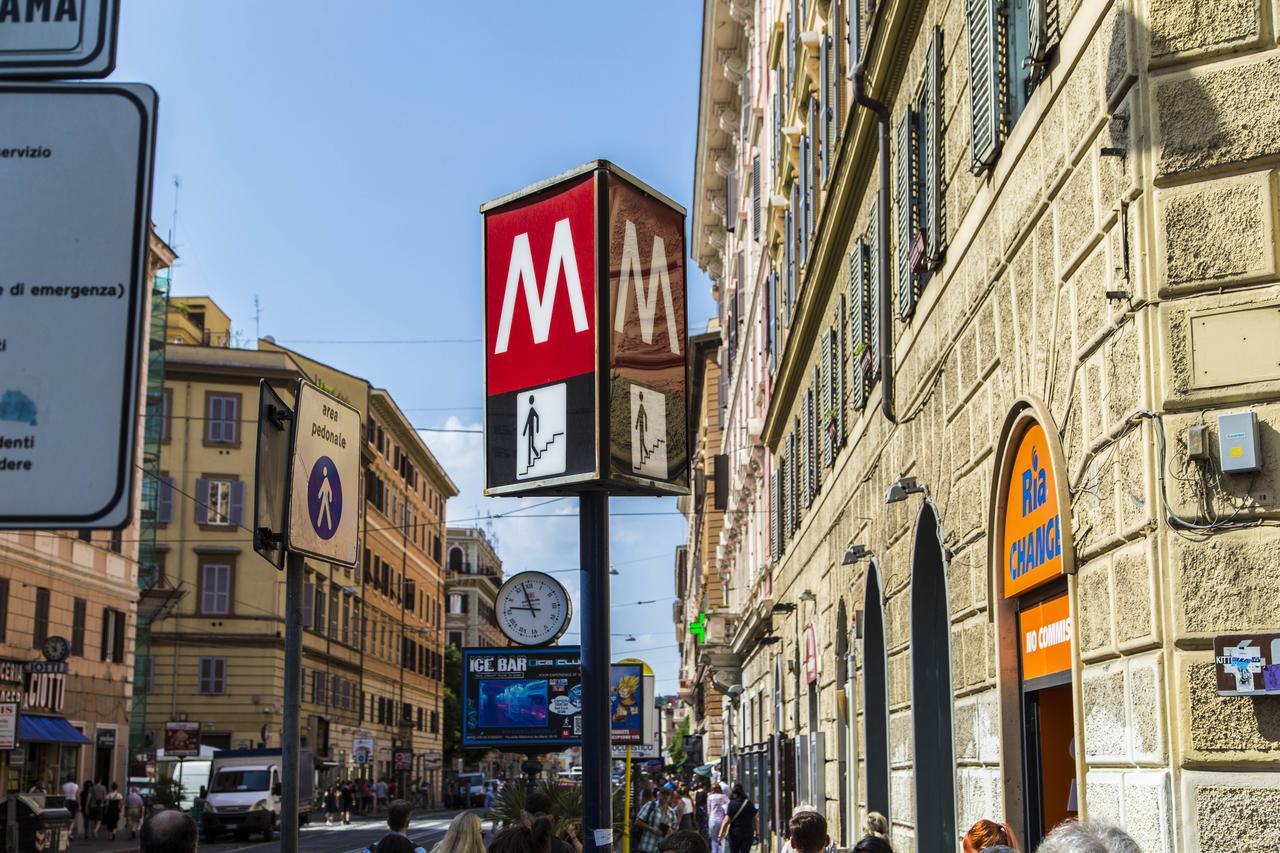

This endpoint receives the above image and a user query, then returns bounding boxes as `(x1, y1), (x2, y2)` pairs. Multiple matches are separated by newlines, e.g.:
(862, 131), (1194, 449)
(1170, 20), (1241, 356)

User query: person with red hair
(962, 819), (1019, 853)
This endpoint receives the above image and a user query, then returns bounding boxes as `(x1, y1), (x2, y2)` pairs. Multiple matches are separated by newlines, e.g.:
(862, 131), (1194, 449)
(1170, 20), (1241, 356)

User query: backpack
(363, 838), (427, 853)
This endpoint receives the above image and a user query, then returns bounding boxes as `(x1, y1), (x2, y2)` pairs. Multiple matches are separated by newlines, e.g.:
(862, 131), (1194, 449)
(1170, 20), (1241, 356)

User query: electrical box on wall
(1217, 411), (1262, 474)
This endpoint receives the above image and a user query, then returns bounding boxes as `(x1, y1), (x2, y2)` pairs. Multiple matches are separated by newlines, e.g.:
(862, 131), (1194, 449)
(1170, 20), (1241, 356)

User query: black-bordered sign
(0, 0), (118, 78)
(461, 647), (582, 748)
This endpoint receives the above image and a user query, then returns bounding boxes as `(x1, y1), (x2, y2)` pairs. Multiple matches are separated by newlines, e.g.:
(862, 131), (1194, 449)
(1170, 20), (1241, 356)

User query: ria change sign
(461, 648), (583, 748)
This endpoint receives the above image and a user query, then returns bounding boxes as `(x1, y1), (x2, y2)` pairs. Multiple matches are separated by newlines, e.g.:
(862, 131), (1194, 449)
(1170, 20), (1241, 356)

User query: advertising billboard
(462, 648), (583, 748)
(163, 721), (201, 758)
(609, 664), (645, 746)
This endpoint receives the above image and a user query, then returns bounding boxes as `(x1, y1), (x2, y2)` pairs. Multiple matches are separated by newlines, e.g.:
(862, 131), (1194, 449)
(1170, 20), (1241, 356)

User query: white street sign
(516, 382), (567, 480)
(0, 702), (16, 750)
(287, 381), (360, 567)
(0, 83), (157, 528)
(0, 0), (118, 78)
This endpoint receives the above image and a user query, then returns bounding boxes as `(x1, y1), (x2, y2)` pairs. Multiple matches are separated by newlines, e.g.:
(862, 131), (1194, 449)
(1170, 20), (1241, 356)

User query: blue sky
(111, 2), (717, 693)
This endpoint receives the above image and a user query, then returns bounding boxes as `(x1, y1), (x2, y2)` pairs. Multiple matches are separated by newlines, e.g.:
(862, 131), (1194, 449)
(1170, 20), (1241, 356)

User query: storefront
(1, 658), (92, 794)
(991, 403), (1080, 849)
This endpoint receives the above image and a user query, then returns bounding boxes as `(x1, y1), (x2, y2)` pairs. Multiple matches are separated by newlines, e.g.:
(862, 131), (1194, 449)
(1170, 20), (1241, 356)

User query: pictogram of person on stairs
(523, 394), (541, 465)
(635, 392), (649, 465)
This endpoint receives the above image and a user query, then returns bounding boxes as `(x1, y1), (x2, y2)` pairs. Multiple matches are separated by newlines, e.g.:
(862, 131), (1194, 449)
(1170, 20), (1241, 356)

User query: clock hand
(523, 585), (538, 610)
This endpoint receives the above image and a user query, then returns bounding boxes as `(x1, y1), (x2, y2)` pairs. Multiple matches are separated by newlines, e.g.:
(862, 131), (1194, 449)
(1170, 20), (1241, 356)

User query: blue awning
(18, 715), (92, 745)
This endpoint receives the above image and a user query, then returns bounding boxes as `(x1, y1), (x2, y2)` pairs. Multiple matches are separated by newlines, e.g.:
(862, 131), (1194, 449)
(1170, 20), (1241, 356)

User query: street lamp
(842, 544), (873, 565)
(884, 475), (927, 504)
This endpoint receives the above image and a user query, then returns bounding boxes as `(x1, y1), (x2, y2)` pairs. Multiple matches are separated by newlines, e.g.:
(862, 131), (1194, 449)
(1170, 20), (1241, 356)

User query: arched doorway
(911, 502), (956, 849)
(862, 560), (890, 820)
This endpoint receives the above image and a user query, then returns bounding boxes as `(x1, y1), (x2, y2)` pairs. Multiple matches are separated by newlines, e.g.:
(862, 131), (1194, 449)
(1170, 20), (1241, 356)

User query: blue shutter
(924, 26), (945, 263)
(966, 0), (1002, 172)
(229, 480), (245, 526)
(158, 477), (174, 523)
(206, 397), (221, 443)
(194, 478), (209, 525)
(225, 396), (239, 444)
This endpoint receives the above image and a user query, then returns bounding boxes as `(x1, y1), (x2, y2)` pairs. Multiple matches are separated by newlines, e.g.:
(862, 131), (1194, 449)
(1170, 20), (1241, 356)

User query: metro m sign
(483, 161), (688, 497)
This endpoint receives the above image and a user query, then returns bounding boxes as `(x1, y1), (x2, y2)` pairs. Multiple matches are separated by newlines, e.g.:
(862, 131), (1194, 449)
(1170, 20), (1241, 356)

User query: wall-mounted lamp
(884, 475), (927, 504)
(343, 586), (359, 596)
(798, 590), (816, 602)
(759, 635), (783, 646)
(771, 602), (797, 614)
(842, 544), (873, 565)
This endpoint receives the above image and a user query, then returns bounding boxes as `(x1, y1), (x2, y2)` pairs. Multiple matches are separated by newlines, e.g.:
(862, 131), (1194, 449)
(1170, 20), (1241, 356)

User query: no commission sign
(288, 381), (360, 567)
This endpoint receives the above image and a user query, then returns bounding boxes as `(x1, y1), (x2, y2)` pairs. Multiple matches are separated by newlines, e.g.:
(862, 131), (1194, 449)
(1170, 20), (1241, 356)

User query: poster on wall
(462, 648), (583, 747)
(0, 702), (16, 751)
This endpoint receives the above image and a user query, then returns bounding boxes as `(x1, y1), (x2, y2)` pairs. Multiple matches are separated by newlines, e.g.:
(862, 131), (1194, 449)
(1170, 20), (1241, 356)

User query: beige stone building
(689, 0), (1280, 850)
(444, 526), (505, 650)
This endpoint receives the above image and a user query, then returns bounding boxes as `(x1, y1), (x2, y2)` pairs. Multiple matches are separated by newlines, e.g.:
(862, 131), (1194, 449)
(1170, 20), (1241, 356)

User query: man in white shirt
(61, 777), (80, 837)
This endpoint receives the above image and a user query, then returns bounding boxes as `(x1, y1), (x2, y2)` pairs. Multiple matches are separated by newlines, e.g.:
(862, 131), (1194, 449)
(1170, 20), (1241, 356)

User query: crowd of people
(322, 777), (423, 824)
(46, 775), (146, 842)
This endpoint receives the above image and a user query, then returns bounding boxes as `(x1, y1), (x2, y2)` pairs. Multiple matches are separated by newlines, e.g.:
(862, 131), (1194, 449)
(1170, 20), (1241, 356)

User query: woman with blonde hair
(432, 811), (486, 853)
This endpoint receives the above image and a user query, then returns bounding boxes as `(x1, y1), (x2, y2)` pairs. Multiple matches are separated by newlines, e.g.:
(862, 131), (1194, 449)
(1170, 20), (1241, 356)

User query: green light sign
(689, 612), (707, 643)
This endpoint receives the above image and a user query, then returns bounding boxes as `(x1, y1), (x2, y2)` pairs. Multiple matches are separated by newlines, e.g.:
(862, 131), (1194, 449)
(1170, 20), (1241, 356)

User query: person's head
(438, 811), (485, 853)
(659, 829), (712, 853)
(1036, 821), (1140, 853)
(524, 789), (554, 817)
(963, 819), (1017, 853)
(387, 799), (413, 832)
(488, 815), (554, 853)
(140, 809), (198, 853)
(788, 808), (829, 853)
(111, 781), (119, 792)
(861, 812), (889, 839)
(730, 783), (746, 800)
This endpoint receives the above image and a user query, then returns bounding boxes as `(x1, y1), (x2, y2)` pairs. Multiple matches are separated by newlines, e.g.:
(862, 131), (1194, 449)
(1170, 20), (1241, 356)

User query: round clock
(495, 571), (572, 647)
(42, 635), (70, 663)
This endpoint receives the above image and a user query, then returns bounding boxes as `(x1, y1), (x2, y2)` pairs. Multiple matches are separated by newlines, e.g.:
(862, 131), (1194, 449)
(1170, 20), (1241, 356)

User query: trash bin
(0, 793), (72, 852)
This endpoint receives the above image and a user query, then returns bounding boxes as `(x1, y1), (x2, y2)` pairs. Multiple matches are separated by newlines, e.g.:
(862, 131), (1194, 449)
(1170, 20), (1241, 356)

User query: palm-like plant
(486, 781), (629, 843)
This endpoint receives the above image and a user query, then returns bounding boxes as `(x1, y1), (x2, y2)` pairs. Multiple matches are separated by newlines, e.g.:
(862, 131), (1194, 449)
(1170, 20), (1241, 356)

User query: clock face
(42, 635), (70, 663)
(496, 572), (571, 646)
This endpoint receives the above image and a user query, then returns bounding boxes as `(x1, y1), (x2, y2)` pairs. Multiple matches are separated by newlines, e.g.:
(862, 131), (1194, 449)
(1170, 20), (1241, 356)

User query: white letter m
(613, 220), (680, 355)
(494, 218), (589, 354)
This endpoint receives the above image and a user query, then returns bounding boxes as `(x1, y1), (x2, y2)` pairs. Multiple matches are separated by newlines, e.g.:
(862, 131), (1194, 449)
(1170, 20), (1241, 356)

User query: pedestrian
(1036, 820), (1141, 853)
(677, 783), (696, 831)
(341, 781), (356, 825)
(852, 836), (894, 853)
(963, 819), (1018, 852)
(522, 790), (574, 853)
(86, 777), (106, 839)
(125, 787), (146, 839)
(104, 781), (124, 840)
(716, 784), (758, 853)
(377, 777), (390, 813)
(859, 812), (890, 841)
(634, 789), (676, 853)
(78, 779), (92, 839)
(484, 782), (497, 812)
(706, 782), (728, 853)
(140, 808), (198, 853)
(488, 815), (554, 853)
(431, 811), (485, 853)
(325, 785), (340, 826)
(61, 776), (80, 838)
(786, 808), (829, 853)
(363, 799), (427, 853)
(660, 829), (711, 853)
(362, 778), (374, 815)
(694, 781), (709, 841)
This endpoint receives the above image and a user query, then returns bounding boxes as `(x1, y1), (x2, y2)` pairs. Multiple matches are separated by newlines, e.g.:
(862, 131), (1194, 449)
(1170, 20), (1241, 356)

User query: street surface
(72, 809), (486, 853)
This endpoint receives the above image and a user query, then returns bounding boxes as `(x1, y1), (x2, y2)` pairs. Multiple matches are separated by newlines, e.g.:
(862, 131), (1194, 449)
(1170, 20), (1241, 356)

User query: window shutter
(781, 452), (791, 541)
(303, 580), (313, 628)
(726, 170), (737, 232)
(225, 396), (239, 444)
(1029, 0), (1059, 76)
(766, 269), (776, 374)
(821, 329), (833, 468)
(772, 75), (781, 175)
(811, 369), (821, 492)
(100, 609), (110, 662)
(194, 478), (209, 525)
(786, 192), (796, 318)
(849, 243), (867, 411)
(113, 608), (125, 663)
(966, 0), (1002, 172)
(229, 480), (245, 526)
(925, 26), (945, 263)
(800, 404), (810, 508)
(847, 0), (861, 73)
(831, 0), (843, 132)
(752, 154), (762, 241)
(158, 476), (174, 523)
(806, 99), (817, 245)
(867, 199), (881, 387)
(836, 293), (847, 445)
(799, 131), (810, 265)
(819, 35), (831, 185)
(771, 469), (781, 561)
(895, 111), (917, 320)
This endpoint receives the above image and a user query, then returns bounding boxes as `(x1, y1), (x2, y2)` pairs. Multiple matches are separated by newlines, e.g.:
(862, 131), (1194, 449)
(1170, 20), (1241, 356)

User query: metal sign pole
(281, 549), (304, 852)
(580, 492), (611, 853)
(623, 745), (632, 853)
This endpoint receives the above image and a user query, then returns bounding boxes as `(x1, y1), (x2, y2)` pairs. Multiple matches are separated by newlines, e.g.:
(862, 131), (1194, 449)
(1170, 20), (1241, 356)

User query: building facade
(0, 231), (175, 796)
(444, 527), (504, 650)
(690, 0), (1280, 850)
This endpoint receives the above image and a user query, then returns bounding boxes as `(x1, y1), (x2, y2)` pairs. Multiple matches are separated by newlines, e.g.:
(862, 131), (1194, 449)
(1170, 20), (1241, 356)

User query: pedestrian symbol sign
(517, 383), (567, 480)
(288, 382), (360, 567)
(629, 384), (667, 478)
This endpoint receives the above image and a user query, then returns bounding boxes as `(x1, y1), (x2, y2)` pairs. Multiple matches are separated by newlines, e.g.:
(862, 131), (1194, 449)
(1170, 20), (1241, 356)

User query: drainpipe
(852, 4), (896, 425)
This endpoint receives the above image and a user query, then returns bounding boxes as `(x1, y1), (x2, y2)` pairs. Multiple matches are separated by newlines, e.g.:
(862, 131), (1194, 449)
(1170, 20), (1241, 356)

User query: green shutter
(967, 0), (1002, 172)
(850, 242), (868, 411)
(867, 199), (881, 389)
(836, 294), (847, 445)
(820, 35), (831, 185)
(771, 468), (780, 560)
(821, 331), (833, 467)
(924, 26), (945, 263)
(895, 111), (917, 320)
(801, 398), (811, 508)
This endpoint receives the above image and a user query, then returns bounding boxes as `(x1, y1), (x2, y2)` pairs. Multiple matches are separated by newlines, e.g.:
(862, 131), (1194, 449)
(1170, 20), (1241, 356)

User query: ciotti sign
(482, 161), (689, 497)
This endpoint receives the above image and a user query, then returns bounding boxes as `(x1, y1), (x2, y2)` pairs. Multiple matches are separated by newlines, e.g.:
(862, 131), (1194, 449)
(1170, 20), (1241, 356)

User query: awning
(18, 715), (92, 745)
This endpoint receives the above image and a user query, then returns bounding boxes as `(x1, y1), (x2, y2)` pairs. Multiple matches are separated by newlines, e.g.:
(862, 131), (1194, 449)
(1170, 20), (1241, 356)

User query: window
(447, 594), (468, 615)
(101, 608), (125, 663)
(0, 577), (7, 642)
(896, 28), (945, 321)
(967, 0), (1054, 172)
(160, 387), (173, 442)
(157, 476), (175, 524)
(204, 392), (241, 445)
(109, 529), (122, 553)
(329, 588), (338, 638)
(198, 657), (227, 695)
(137, 656), (154, 694)
(200, 562), (231, 615)
(72, 598), (86, 657)
(312, 671), (328, 705)
(449, 631), (462, 648)
(33, 586), (49, 648)
(430, 710), (439, 734)
(314, 583), (326, 633)
(194, 477), (244, 527)
(303, 576), (314, 628)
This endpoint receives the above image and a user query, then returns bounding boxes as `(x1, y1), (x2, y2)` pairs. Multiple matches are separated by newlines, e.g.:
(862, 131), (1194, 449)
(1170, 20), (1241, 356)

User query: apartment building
(444, 526), (504, 650)
(690, 0), (1280, 850)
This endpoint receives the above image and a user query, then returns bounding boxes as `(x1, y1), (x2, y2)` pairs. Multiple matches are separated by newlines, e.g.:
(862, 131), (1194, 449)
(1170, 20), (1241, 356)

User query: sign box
(0, 83), (157, 529)
(163, 721), (201, 758)
(0, 0), (118, 78)
(287, 381), (361, 567)
(482, 161), (689, 498)
(0, 702), (16, 751)
(461, 647), (583, 748)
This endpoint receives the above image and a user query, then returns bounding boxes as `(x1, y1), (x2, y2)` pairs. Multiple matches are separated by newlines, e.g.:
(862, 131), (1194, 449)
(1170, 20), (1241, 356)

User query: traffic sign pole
(282, 549), (303, 852)
(580, 492), (611, 853)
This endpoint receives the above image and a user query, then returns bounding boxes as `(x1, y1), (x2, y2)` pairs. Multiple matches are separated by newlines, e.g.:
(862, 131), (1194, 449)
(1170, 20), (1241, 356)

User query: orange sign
(1019, 593), (1072, 681)
(1002, 421), (1065, 598)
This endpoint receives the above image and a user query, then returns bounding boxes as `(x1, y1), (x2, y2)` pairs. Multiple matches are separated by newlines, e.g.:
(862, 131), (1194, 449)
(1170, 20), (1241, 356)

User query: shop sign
(804, 624), (818, 684)
(393, 748), (413, 772)
(1214, 634), (1280, 697)
(164, 721), (200, 757)
(353, 737), (374, 765)
(1002, 422), (1065, 598)
(0, 701), (17, 750)
(1019, 593), (1072, 682)
(23, 660), (67, 712)
(96, 728), (115, 749)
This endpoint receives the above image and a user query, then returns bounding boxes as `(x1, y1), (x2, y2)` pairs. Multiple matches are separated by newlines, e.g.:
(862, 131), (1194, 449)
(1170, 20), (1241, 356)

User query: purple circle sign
(306, 456), (342, 540)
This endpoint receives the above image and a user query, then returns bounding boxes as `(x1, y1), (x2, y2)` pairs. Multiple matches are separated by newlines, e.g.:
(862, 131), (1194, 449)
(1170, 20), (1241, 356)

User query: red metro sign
(482, 162), (689, 497)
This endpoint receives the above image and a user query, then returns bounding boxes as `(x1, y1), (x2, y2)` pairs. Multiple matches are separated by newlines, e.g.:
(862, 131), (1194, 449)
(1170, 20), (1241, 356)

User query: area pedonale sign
(482, 161), (689, 497)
